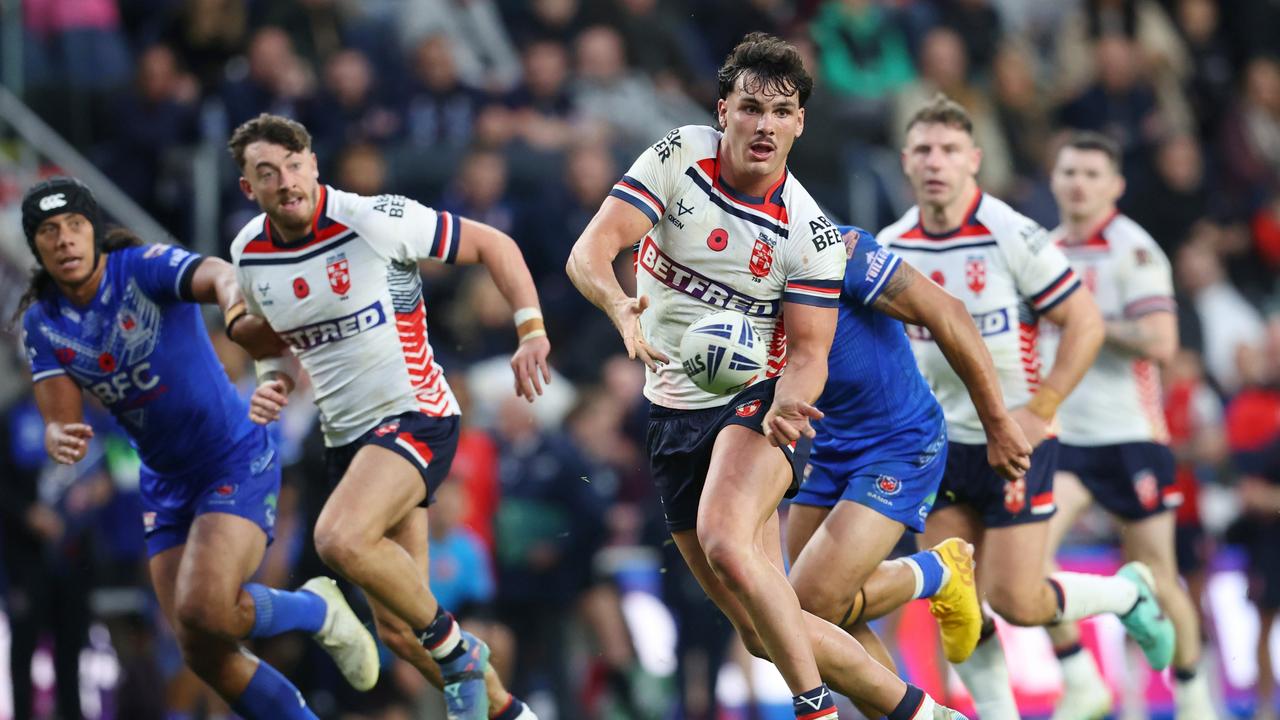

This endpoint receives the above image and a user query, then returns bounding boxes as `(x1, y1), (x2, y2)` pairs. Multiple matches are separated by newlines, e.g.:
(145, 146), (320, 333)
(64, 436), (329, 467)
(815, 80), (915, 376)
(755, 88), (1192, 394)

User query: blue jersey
(21, 244), (256, 476)
(814, 227), (940, 450)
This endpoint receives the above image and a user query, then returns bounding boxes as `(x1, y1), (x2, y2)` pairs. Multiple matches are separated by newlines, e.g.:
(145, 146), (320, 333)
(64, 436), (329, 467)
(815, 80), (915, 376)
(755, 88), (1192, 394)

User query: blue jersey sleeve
(21, 307), (68, 383)
(839, 225), (902, 307)
(127, 244), (205, 302)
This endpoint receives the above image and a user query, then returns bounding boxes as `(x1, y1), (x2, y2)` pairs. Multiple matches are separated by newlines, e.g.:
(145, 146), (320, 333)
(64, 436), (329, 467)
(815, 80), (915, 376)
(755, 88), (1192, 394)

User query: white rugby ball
(679, 310), (767, 395)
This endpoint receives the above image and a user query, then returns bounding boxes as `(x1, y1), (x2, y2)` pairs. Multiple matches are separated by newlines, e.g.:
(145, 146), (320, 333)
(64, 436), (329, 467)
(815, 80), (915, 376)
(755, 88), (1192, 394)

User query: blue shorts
(792, 414), (947, 533)
(324, 411), (460, 507)
(934, 439), (1059, 527)
(141, 424), (280, 557)
(646, 378), (812, 533)
(1058, 442), (1180, 520)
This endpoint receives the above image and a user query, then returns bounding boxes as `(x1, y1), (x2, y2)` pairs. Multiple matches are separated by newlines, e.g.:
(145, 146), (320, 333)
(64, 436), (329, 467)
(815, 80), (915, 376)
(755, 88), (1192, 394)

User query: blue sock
(231, 660), (318, 720)
(886, 683), (926, 720)
(793, 684), (837, 720)
(902, 550), (946, 600)
(244, 583), (327, 638)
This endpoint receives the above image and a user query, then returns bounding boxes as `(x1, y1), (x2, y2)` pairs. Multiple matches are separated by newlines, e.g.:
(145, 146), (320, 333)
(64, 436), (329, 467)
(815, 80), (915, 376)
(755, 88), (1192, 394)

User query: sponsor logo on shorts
(735, 399), (762, 417)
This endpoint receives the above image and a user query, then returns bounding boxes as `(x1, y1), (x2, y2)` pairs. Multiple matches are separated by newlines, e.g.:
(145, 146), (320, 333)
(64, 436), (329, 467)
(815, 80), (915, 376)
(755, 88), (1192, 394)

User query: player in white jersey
(876, 96), (1176, 719)
(1040, 133), (1217, 720)
(568, 34), (967, 720)
(227, 114), (547, 720)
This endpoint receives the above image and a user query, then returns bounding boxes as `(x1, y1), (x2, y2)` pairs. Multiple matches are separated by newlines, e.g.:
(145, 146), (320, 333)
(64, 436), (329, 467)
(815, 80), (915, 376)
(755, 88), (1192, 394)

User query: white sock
(911, 693), (937, 719)
(954, 631), (1019, 720)
(1051, 572), (1140, 622)
(1059, 646), (1106, 690)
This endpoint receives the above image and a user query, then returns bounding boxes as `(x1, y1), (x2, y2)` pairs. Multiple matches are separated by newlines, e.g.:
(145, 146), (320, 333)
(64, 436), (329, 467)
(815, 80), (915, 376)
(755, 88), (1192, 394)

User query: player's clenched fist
(46, 421), (93, 464)
(249, 379), (290, 425)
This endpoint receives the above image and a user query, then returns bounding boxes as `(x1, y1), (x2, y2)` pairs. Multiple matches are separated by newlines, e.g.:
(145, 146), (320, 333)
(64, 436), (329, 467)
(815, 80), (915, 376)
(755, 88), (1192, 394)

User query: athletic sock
(418, 606), (466, 664)
(231, 659), (318, 720)
(886, 683), (928, 720)
(244, 584), (328, 638)
(793, 684), (837, 720)
(1049, 572), (1140, 622)
(954, 619), (1019, 720)
(1174, 666), (1197, 683)
(1056, 641), (1106, 690)
(492, 695), (528, 720)
(902, 550), (949, 600)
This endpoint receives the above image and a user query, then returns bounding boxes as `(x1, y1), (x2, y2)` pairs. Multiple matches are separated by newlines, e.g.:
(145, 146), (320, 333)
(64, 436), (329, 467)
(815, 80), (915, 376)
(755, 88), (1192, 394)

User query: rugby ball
(679, 310), (766, 395)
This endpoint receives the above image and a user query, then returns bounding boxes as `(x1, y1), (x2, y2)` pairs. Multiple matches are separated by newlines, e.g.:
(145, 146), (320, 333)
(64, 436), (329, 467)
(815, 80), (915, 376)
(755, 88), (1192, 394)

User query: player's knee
(175, 594), (237, 640)
(739, 627), (769, 660)
(987, 585), (1047, 626)
(313, 522), (365, 574)
(700, 532), (754, 594)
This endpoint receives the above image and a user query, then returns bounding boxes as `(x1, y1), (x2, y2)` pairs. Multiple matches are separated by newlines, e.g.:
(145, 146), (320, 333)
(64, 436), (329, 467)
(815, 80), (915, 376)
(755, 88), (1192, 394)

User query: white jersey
(881, 192), (1080, 443)
(230, 185), (460, 447)
(611, 125), (846, 409)
(1039, 213), (1174, 445)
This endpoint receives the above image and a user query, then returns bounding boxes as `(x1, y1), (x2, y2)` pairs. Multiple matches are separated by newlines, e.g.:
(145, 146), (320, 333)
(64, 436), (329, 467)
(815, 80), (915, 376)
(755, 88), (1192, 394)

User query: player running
(785, 223), (1031, 697)
(228, 114), (546, 720)
(568, 33), (968, 720)
(17, 177), (377, 720)
(1040, 132), (1217, 720)
(876, 96), (1176, 719)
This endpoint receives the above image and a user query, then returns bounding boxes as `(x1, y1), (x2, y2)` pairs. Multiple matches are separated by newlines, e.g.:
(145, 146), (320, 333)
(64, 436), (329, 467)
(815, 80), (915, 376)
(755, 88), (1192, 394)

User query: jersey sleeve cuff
(176, 253), (206, 301)
(1030, 268), (1080, 314)
(32, 367), (67, 382)
(1123, 295), (1176, 318)
(784, 279), (842, 308)
(610, 175), (664, 225)
(862, 255), (902, 305)
(429, 211), (460, 264)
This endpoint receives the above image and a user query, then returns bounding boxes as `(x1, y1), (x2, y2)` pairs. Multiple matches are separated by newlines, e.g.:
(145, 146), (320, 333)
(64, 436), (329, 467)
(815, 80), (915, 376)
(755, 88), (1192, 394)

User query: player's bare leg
(362, 507), (520, 717)
(150, 513), (318, 718)
(674, 510), (960, 717)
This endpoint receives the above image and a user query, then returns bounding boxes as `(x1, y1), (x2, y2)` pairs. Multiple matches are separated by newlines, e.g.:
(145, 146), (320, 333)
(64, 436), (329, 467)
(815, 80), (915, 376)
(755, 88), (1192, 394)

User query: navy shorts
(141, 424), (280, 558)
(934, 439), (1059, 527)
(1058, 442), (1180, 520)
(646, 378), (812, 532)
(325, 412), (460, 507)
(792, 411), (947, 533)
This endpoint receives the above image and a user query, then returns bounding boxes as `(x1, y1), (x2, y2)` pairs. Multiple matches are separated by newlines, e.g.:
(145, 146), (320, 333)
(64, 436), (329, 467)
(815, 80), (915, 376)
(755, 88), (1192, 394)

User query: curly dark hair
(227, 113), (313, 170)
(717, 32), (813, 108)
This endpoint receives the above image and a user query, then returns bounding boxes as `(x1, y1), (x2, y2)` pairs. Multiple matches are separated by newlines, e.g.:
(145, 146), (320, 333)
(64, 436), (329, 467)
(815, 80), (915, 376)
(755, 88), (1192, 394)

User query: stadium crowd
(1, 0), (1280, 718)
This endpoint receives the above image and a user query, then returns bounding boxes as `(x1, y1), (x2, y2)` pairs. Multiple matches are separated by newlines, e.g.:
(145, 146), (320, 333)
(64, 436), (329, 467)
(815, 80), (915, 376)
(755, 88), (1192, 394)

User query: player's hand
(763, 396), (824, 447)
(46, 422), (93, 464)
(511, 335), (552, 403)
(1008, 406), (1049, 450)
(229, 314), (289, 360)
(985, 413), (1033, 481)
(249, 379), (289, 425)
(610, 295), (669, 372)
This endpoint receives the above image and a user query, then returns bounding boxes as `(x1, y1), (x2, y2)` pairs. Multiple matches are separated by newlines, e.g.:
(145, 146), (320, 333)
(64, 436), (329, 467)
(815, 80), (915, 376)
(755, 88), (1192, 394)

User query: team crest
(735, 399), (762, 417)
(1003, 477), (1026, 513)
(875, 475), (902, 496)
(118, 310), (138, 334)
(326, 253), (351, 295)
(373, 421), (401, 437)
(142, 511), (157, 533)
(1134, 469), (1158, 510)
(749, 234), (774, 278)
(965, 256), (987, 295)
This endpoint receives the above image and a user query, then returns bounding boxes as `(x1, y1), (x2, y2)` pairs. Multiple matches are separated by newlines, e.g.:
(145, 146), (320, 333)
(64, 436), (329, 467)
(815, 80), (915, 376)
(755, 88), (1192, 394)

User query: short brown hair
(904, 93), (973, 136)
(227, 113), (312, 170)
(718, 32), (813, 108)
(1059, 130), (1121, 170)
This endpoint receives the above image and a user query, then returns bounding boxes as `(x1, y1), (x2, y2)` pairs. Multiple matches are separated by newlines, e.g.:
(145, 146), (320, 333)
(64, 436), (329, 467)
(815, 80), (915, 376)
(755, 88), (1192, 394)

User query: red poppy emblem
(98, 352), (116, 372)
(293, 277), (310, 299)
(930, 270), (946, 286)
(749, 238), (774, 278)
(327, 255), (351, 295)
(54, 348), (76, 364)
(965, 256), (986, 295)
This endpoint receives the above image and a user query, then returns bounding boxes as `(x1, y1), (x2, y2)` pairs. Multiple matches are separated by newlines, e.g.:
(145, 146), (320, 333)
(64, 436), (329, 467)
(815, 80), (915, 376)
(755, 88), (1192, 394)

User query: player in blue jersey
(786, 227), (1031, 695)
(17, 177), (378, 720)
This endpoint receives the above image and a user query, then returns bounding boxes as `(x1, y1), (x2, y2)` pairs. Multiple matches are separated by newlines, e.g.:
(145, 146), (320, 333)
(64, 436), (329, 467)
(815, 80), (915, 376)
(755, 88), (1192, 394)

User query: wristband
(224, 300), (249, 339)
(1026, 386), (1064, 421)
(255, 355), (297, 388)
(514, 307), (545, 343)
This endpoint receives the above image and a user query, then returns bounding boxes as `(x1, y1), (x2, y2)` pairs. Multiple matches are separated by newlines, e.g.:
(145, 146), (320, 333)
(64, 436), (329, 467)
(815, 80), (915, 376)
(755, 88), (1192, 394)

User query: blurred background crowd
(1, 0), (1280, 718)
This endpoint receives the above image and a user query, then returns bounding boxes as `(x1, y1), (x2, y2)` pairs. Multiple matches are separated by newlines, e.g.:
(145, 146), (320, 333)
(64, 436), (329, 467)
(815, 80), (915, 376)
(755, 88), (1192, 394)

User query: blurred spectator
(400, 33), (491, 150)
(1219, 57), (1280, 208)
(334, 142), (389, 197)
(507, 0), (591, 45)
(307, 48), (400, 168)
(1176, 232), (1266, 394)
(570, 25), (707, 152)
(22, 0), (131, 91)
(780, 33), (860, 220)
(1124, 132), (1210, 254)
(382, 0), (522, 92)
(1174, 0), (1235, 140)
(891, 28), (1014, 194)
(220, 26), (317, 128)
(447, 372), (502, 552)
(505, 38), (603, 156)
(695, 0), (792, 69)
(607, 0), (717, 104)
(251, 0), (365, 69)
(991, 42), (1053, 185)
(99, 44), (201, 236)
(440, 147), (516, 235)
(808, 0), (916, 101)
(1056, 35), (1191, 171)
(1052, 0), (1191, 102)
(1254, 194), (1280, 276)
(159, 0), (249, 94)
(937, 0), (1004, 75)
